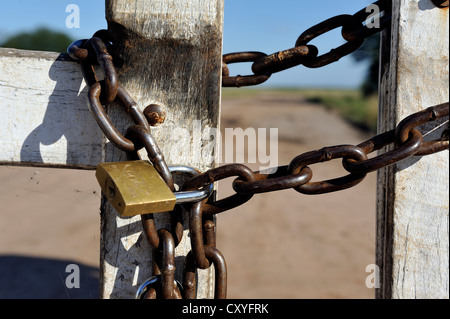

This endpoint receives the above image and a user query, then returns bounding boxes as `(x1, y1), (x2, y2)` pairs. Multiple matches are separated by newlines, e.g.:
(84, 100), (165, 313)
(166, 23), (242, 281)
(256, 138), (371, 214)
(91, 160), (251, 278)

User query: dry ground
(0, 91), (377, 299)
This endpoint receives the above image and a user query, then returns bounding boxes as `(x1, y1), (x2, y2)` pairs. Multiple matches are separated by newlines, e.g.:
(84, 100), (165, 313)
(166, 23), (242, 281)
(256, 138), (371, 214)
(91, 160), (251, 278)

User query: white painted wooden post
(100, 0), (224, 299)
(377, 0), (449, 299)
(0, 0), (224, 299)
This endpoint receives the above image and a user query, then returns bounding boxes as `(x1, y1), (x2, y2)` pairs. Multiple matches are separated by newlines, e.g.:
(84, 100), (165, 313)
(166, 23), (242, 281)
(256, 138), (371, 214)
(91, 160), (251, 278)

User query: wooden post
(100, 0), (224, 298)
(377, 0), (449, 298)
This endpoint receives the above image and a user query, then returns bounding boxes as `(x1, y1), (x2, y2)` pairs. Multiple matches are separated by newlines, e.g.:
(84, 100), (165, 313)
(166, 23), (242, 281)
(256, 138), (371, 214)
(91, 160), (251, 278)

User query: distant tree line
(0, 27), (73, 53)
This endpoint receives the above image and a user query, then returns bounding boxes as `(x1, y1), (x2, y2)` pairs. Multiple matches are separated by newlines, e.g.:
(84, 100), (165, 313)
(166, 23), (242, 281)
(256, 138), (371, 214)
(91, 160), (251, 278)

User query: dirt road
(0, 92), (377, 299)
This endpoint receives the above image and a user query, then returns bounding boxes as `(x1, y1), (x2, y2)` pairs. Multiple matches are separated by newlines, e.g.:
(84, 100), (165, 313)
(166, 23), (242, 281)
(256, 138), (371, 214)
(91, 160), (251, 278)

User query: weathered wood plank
(0, 48), (102, 169)
(101, 0), (224, 299)
(377, 0), (449, 299)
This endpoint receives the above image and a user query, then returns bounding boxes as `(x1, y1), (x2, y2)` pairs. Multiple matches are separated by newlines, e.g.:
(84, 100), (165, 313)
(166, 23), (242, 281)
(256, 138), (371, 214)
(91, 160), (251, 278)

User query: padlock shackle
(169, 166), (214, 204)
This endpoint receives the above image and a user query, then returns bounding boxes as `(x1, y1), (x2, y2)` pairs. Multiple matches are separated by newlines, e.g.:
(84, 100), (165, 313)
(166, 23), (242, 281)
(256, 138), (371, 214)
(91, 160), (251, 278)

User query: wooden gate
(0, 0), (448, 299)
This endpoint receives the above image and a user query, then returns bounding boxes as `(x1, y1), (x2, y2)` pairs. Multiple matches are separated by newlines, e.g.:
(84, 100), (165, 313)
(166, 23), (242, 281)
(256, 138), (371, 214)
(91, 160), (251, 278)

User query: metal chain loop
(233, 165), (312, 194)
(289, 145), (368, 194)
(204, 246), (227, 299)
(182, 252), (198, 299)
(85, 37), (118, 105)
(188, 200), (211, 269)
(67, 39), (90, 62)
(396, 102), (450, 155)
(251, 45), (318, 76)
(183, 212), (227, 299)
(222, 52), (271, 87)
(88, 86), (149, 152)
(183, 164), (257, 216)
(69, 37), (118, 104)
(295, 15), (364, 68)
(343, 129), (423, 174)
(182, 245), (227, 299)
(156, 228), (180, 299)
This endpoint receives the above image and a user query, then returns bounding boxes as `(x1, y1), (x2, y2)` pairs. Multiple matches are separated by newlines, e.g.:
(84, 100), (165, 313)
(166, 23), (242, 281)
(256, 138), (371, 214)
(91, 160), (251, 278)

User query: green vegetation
(298, 89), (378, 133)
(0, 27), (73, 53)
(222, 87), (378, 133)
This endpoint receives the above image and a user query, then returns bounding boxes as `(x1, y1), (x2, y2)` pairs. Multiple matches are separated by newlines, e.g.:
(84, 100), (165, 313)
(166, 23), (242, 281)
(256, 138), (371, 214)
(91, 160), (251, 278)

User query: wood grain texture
(377, 0), (449, 299)
(101, 0), (224, 299)
(0, 48), (102, 168)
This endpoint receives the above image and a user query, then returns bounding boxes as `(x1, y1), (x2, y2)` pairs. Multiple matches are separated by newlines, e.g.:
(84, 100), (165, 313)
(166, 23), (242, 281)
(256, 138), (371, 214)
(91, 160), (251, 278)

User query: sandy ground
(0, 92), (377, 299)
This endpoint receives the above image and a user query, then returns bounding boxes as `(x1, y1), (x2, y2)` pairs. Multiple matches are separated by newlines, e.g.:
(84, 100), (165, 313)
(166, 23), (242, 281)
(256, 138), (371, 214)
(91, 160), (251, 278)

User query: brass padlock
(96, 161), (176, 217)
(96, 161), (214, 217)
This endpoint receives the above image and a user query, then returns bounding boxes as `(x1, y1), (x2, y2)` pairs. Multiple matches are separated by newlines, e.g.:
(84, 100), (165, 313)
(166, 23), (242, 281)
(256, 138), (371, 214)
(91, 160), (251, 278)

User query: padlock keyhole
(106, 179), (116, 198)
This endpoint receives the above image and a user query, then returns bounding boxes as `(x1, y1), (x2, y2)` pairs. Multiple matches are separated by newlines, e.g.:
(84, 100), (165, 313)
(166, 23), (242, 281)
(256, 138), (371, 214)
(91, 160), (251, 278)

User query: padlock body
(96, 161), (176, 217)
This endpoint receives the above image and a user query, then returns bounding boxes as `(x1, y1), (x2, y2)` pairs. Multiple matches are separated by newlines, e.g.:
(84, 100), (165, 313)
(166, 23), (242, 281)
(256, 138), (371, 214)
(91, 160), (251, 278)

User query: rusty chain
(222, 0), (391, 87)
(185, 102), (449, 203)
(68, 0), (449, 299)
(68, 32), (185, 299)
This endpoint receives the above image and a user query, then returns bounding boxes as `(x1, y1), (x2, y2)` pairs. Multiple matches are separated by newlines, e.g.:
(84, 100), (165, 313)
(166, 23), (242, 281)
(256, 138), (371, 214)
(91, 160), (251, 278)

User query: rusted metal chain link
(182, 217), (227, 299)
(222, 0), (390, 87)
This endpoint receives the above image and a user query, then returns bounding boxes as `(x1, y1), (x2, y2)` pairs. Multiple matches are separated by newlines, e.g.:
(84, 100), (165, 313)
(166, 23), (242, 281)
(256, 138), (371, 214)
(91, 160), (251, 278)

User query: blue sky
(0, 0), (375, 88)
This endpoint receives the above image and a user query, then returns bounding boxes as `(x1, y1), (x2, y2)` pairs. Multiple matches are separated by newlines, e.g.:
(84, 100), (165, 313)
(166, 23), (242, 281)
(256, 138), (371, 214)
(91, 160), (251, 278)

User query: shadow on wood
(19, 54), (102, 168)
